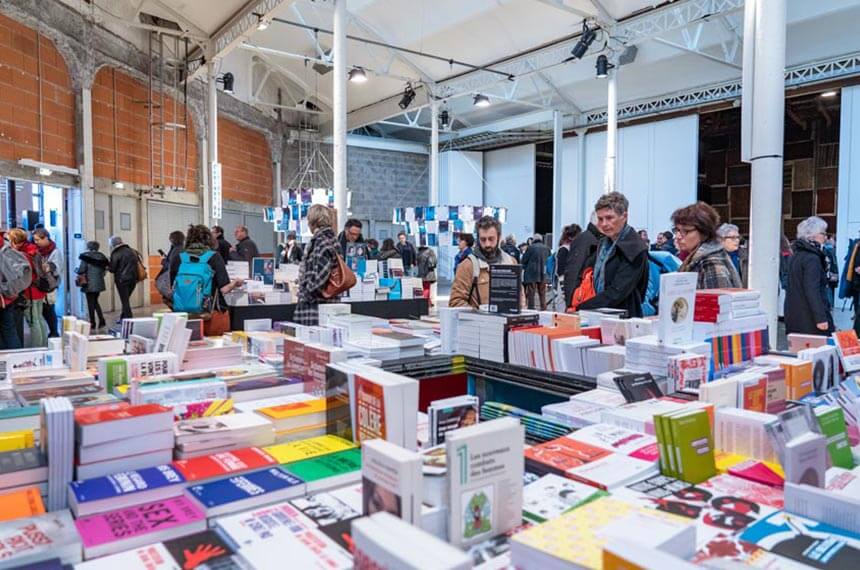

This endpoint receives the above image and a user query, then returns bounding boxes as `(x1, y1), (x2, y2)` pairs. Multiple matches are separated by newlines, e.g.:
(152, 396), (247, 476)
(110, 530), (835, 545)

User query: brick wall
(91, 67), (198, 190)
(281, 143), (429, 221)
(0, 13), (75, 167)
(218, 117), (272, 205)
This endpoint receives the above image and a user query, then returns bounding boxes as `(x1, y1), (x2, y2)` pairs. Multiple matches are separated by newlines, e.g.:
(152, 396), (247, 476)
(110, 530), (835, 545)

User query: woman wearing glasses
(717, 223), (748, 287)
(784, 216), (834, 335)
(671, 202), (742, 290)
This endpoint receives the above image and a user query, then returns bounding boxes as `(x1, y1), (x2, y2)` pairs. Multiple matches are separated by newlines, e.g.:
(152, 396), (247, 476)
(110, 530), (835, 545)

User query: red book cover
(305, 345), (332, 389)
(524, 437), (611, 476)
(171, 447), (276, 482)
(740, 377), (767, 412)
(283, 337), (307, 381)
(75, 403), (170, 425)
(727, 460), (784, 489)
(354, 374), (386, 443)
(72, 402), (130, 422)
(579, 326), (602, 341)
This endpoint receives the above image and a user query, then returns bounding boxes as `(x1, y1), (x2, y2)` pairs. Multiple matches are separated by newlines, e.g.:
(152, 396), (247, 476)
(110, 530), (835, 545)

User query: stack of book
(0, 510), (82, 566)
(653, 407), (716, 483)
(41, 397), (74, 511)
(715, 407), (778, 463)
(182, 339), (242, 370)
(370, 329), (426, 359)
(68, 464), (187, 517)
(329, 313), (385, 341)
(129, 375), (231, 420)
(584, 345), (627, 377)
(457, 311), (539, 363)
(208, 364), (291, 402)
(97, 352), (180, 393)
(185, 466), (306, 518)
(281, 447), (362, 493)
(599, 317), (653, 345)
(754, 354), (814, 401)
(624, 335), (710, 379)
(247, 393), (328, 443)
(668, 353), (710, 393)
(173, 413), (275, 459)
(283, 338), (348, 392)
(695, 288), (763, 322)
(120, 317), (158, 340)
(506, 326), (582, 371)
(702, 322), (769, 376)
(541, 389), (627, 429)
(0, 447), (48, 498)
(74, 403), (174, 481)
(482, 401), (571, 443)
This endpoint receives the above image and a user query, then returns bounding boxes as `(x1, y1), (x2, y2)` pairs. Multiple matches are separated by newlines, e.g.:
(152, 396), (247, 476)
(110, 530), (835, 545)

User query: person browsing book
(294, 205), (340, 326)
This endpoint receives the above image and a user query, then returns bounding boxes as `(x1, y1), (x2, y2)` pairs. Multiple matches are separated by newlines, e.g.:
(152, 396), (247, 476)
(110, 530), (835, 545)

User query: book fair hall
(6, 0), (860, 568)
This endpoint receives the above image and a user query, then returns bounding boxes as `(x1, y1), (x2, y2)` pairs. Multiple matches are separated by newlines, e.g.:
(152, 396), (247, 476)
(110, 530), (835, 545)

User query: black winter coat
(785, 239), (834, 335)
(109, 243), (139, 286)
(521, 241), (550, 284)
(215, 236), (231, 263)
(76, 251), (108, 293)
(577, 226), (650, 318)
(564, 223), (603, 306)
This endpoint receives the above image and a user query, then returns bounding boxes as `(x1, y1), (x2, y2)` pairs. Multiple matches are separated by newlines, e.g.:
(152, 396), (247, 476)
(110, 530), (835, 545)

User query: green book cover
(669, 409), (716, 484)
(815, 406), (854, 469)
(283, 448), (362, 482)
(653, 413), (670, 477)
(656, 413), (679, 478)
(102, 359), (128, 393)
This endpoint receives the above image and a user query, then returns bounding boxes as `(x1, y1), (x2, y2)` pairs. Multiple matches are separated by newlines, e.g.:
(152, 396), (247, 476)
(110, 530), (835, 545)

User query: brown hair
(6, 228), (28, 246)
(594, 191), (629, 215)
(671, 201), (721, 243)
(476, 215), (501, 236)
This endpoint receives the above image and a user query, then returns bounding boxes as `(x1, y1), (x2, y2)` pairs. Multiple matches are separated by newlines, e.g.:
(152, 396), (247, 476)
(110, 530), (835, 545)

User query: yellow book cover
(0, 487), (45, 522)
(511, 497), (691, 570)
(260, 398), (326, 420)
(0, 430), (35, 452)
(714, 451), (785, 478)
(264, 434), (356, 464)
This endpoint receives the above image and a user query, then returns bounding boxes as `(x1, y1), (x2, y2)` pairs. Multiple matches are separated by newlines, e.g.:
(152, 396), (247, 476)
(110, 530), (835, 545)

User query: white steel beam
(532, 0), (593, 20)
(333, 0), (348, 229)
(653, 37), (742, 69)
(346, 12), (437, 86)
(444, 109), (555, 140)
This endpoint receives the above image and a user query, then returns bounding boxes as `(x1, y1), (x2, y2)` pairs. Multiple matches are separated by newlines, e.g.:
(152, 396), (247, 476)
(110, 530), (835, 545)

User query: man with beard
(449, 216), (525, 309)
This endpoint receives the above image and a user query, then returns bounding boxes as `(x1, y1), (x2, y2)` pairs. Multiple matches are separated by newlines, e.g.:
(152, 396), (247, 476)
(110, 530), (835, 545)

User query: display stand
(227, 298), (430, 331)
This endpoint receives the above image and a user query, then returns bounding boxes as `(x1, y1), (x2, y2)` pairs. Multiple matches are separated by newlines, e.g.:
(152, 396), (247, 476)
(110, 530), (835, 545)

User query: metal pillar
(273, 160), (282, 256)
(80, 88), (95, 242)
(745, 0), (786, 344)
(604, 71), (618, 194)
(332, 0), (348, 229)
(206, 62), (219, 225)
(430, 100), (440, 205)
(576, 128), (588, 224)
(552, 110), (564, 246)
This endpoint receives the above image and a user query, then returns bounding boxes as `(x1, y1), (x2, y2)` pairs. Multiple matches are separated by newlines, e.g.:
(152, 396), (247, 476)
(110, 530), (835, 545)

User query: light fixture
(398, 84), (416, 110)
(37, 167), (52, 177)
(571, 21), (598, 60)
(217, 72), (235, 94)
(113, 181), (125, 190)
(473, 94), (491, 108)
(596, 55), (615, 78)
(820, 91), (838, 98)
(348, 67), (368, 84)
(256, 15), (270, 31)
(439, 109), (450, 129)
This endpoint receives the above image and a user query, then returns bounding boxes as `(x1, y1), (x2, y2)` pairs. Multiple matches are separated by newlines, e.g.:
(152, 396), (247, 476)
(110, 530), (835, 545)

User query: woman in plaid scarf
(294, 204), (340, 325)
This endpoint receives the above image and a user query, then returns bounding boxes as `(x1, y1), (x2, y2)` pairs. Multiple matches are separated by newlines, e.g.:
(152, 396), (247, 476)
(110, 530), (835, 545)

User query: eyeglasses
(673, 227), (697, 238)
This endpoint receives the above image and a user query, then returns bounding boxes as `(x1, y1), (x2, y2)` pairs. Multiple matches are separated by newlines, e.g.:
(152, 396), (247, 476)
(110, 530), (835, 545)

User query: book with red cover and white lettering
(347, 365), (419, 451)
(525, 437), (612, 477)
(171, 447), (276, 483)
(74, 403), (173, 446)
(74, 496), (206, 559)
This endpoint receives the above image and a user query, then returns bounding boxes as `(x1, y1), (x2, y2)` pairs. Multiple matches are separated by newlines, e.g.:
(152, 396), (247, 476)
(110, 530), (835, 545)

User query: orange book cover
(0, 487), (45, 522)
(260, 398), (326, 420)
(784, 360), (813, 400)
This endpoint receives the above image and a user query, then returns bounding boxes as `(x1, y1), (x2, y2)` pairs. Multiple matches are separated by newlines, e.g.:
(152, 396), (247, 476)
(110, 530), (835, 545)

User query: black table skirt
(228, 298), (430, 330)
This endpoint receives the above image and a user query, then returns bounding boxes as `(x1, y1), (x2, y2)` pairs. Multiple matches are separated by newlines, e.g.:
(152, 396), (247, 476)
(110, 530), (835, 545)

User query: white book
(785, 481), (860, 534)
(522, 473), (602, 523)
(76, 449), (174, 482)
(566, 453), (658, 490)
(362, 439), (423, 525)
(715, 407), (778, 463)
(699, 375), (739, 408)
(446, 417), (524, 548)
(784, 432), (827, 487)
(0, 510), (81, 567)
(565, 423), (658, 459)
(78, 430), (174, 465)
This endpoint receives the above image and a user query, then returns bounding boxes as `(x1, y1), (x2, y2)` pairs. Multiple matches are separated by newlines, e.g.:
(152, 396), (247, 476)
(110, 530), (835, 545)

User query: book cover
(815, 406), (854, 469)
(669, 410), (716, 484)
(522, 474), (605, 522)
(657, 272), (698, 345)
(162, 530), (236, 569)
(565, 423), (659, 462)
(290, 492), (361, 528)
(784, 432), (827, 487)
(258, 397), (326, 420)
(0, 487), (44, 522)
(354, 373), (386, 443)
(69, 465), (185, 504)
(263, 435), (356, 465)
(428, 395), (480, 446)
(171, 448), (276, 482)
(566, 454), (658, 491)
(614, 372), (664, 403)
(284, 448), (362, 482)
(833, 330), (860, 373)
(738, 374), (767, 412)
(361, 439), (422, 525)
(74, 403), (171, 426)
(691, 534), (805, 569)
(0, 510), (80, 566)
(525, 437), (612, 476)
(75, 497), (204, 550)
(186, 467), (303, 509)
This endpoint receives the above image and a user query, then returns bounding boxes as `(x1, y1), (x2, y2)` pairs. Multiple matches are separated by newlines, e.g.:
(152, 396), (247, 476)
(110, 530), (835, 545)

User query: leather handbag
(321, 253), (357, 299)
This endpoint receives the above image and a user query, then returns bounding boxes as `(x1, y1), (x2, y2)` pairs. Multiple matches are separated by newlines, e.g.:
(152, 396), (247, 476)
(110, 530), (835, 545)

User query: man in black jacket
(521, 233), (551, 310)
(229, 225), (259, 264)
(577, 192), (649, 318)
(108, 235), (140, 320)
(564, 216), (603, 307)
(337, 219), (364, 257)
(212, 225), (231, 263)
(396, 232), (417, 274)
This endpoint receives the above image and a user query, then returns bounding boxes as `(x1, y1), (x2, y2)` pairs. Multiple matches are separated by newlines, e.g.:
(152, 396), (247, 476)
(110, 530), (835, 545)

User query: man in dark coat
(337, 218), (365, 257)
(396, 232), (417, 274)
(229, 225), (259, 264)
(107, 235), (140, 321)
(564, 220), (603, 307)
(577, 192), (650, 318)
(521, 233), (551, 310)
(785, 217), (834, 335)
(212, 225), (231, 263)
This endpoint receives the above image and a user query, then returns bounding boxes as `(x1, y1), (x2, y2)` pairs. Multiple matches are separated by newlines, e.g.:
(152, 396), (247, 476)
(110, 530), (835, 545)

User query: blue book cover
(70, 464), (185, 503)
(187, 467), (303, 508)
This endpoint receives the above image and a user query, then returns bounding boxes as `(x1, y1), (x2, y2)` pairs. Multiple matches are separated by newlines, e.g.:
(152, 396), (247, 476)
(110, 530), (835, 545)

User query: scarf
(594, 224), (631, 293)
(474, 246), (502, 265)
(38, 240), (56, 258)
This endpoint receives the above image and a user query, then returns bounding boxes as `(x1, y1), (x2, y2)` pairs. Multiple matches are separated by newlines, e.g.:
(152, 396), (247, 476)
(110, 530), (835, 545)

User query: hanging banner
(211, 161), (222, 220)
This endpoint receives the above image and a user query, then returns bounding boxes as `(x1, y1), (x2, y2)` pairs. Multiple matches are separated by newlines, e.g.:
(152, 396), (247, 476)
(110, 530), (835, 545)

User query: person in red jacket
(7, 228), (47, 347)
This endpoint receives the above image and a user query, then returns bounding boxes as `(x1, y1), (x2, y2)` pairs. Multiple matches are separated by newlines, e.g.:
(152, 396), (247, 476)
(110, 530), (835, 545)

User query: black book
(318, 517), (358, 553)
(163, 530), (237, 569)
(488, 264), (522, 315)
(613, 372), (664, 403)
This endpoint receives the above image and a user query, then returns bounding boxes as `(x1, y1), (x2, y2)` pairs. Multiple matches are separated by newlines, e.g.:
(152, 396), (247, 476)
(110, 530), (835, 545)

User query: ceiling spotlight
(820, 91), (838, 98)
(37, 167), (52, 177)
(217, 72), (235, 94)
(256, 15), (270, 31)
(596, 55), (615, 78)
(439, 110), (450, 129)
(348, 67), (368, 84)
(473, 94), (491, 108)
(398, 84), (416, 110)
(571, 21), (598, 60)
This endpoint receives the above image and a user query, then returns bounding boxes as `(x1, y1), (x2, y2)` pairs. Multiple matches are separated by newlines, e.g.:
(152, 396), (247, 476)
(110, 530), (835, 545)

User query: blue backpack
(172, 251), (215, 314)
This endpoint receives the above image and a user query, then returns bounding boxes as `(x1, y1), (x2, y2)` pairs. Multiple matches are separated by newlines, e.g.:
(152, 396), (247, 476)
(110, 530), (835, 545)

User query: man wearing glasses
(717, 223), (748, 287)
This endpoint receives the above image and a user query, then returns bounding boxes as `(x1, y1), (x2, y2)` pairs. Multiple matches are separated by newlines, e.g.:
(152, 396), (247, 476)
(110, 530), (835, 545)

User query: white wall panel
(484, 144), (536, 241)
(559, 136), (582, 227)
(837, 85), (860, 265)
(440, 150), (483, 206)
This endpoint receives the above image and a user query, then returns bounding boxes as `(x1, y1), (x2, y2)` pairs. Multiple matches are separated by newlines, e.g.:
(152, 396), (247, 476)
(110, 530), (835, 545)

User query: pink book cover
(628, 442), (660, 463)
(700, 473), (784, 509)
(74, 496), (204, 547)
(727, 460), (784, 489)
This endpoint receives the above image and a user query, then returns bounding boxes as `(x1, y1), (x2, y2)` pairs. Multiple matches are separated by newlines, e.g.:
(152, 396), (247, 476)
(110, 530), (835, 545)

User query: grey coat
(77, 251), (109, 293)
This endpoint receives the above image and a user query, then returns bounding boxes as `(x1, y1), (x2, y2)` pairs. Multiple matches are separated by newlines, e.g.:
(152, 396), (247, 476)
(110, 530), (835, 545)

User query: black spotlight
(596, 55), (614, 78)
(398, 84), (416, 109)
(439, 110), (450, 129)
(218, 72), (235, 94)
(571, 21), (597, 60)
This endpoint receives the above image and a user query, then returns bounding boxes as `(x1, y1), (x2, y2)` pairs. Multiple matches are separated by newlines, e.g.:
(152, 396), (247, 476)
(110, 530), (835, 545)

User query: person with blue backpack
(169, 225), (244, 327)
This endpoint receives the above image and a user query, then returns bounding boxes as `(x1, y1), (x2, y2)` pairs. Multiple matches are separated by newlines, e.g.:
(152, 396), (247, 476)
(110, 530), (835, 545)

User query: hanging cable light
(473, 94), (491, 108)
(348, 67), (368, 83)
(399, 84), (416, 109)
(571, 21), (598, 59)
(596, 55), (615, 78)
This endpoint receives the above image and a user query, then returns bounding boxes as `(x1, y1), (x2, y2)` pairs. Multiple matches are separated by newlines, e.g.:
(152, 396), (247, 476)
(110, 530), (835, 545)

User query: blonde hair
(6, 228), (28, 245)
(308, 204), (334, 232)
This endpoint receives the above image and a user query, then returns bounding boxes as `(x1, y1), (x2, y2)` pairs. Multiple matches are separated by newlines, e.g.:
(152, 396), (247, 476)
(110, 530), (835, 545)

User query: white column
(332, 0), (348, 229)
(206, 62), (218, 226)
(576, 128), (588, 224)
(604, 71), (618, 194)
(80, 88), (95, 243)
(552, 110), (564, 245)
(430, 100), (440, 205)
(746, 0), (786, 344)
(273, 160), (282, 256)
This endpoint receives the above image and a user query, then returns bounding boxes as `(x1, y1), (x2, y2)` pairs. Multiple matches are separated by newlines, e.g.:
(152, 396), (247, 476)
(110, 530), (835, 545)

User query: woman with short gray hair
(785, 216), (833, 335)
